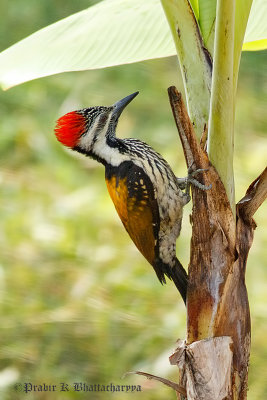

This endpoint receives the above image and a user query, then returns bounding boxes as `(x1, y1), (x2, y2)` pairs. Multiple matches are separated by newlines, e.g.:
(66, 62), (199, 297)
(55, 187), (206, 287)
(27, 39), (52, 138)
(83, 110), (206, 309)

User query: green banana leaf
(0, 0), (266, 90)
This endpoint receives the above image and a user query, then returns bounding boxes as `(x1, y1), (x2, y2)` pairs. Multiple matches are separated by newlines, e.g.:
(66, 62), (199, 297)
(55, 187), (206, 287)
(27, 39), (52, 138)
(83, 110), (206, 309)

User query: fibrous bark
(168, 86), (266, 400)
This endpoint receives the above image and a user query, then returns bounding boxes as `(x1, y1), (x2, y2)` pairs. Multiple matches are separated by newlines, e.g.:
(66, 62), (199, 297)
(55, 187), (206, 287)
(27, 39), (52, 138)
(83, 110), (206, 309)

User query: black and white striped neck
(75, 126), (129, 167)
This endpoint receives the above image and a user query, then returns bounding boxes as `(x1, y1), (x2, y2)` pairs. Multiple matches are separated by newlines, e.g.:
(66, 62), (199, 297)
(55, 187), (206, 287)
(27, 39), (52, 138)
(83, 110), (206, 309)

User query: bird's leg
(177, 168), (212, 196)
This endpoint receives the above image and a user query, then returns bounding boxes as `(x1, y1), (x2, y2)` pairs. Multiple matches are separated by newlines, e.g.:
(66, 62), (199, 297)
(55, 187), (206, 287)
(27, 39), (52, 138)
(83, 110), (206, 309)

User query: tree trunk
(168, 86), (266, 400)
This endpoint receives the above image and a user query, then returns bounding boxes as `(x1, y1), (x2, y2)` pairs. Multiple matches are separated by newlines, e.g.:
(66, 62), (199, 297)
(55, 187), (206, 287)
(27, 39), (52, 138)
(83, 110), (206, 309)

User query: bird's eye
(94, 113), (109, 132)
(98, 113), (108, 126)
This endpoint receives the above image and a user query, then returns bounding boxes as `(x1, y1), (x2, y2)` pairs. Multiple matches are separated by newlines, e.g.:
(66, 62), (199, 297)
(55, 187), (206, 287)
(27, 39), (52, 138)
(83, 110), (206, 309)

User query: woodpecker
(54, 92), (191, 303)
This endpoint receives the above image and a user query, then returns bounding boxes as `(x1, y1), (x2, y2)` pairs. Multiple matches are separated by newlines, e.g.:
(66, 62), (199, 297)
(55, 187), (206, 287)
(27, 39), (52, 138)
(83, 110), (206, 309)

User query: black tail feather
(170, 258), (188, 304)
(154, 258), (188, 304)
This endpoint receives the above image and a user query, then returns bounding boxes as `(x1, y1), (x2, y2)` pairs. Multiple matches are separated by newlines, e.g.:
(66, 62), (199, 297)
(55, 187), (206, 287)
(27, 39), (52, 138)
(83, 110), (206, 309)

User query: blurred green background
(0, 1), (266, 399)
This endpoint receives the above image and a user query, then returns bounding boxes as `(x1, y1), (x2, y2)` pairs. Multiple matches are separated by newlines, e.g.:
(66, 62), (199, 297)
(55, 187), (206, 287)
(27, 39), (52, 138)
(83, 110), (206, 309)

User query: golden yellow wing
(105, 162), (160, 266)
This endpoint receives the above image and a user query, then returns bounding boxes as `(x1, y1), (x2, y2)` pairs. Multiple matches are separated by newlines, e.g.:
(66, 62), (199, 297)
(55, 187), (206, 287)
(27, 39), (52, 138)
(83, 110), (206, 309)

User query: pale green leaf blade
(198, 0), (216, 54)
(189, 0), (199, 19)
(233, 0), (253, 93)
(0, 0), (266, 91)
(0, 0), (176, 90)
(243, 0), (267, 50)
(243, 39), (267, 50)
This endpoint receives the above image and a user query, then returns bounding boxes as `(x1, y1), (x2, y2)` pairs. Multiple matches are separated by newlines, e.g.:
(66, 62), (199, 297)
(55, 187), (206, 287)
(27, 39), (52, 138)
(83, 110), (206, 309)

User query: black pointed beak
(112, 92), (139, 118)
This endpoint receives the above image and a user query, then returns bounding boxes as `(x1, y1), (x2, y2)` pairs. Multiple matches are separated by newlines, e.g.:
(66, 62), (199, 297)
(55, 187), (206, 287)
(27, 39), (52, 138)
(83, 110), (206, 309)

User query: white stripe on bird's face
(78, 111), (127, 166)
(79, 111), (110, 149)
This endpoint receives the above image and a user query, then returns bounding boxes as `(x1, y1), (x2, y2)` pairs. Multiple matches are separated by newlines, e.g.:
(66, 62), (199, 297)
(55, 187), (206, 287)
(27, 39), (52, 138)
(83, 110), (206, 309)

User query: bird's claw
(177, 168), (212, 195)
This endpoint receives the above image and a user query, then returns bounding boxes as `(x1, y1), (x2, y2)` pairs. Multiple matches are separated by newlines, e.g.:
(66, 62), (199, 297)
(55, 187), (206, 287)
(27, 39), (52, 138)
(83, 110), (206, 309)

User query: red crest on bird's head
(54, 111), (87, 148)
